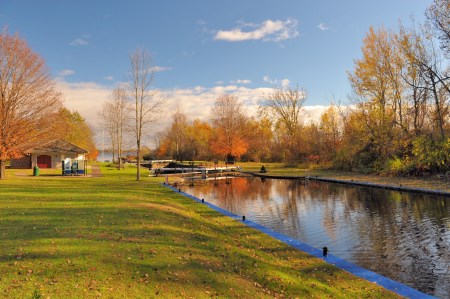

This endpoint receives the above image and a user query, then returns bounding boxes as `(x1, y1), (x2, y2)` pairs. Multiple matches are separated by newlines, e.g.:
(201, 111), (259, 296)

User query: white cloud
(55, 79), (331, 148)
(103, 76), (114, 81)
(164, 85), (272, 124)
(318, 23), (329, 31)
(69, 38), (88, 46)
(151, 66), (173, 72)
(302, 105), (328, 124)
(281, 79), (290, 87)
(55, 80), (111, 130)
(214, 18), (299, 42)
(230, 79), (251, 84)
(57, 69), (75, 76)
(263, 75), (289, 86)
(263, 75), (274, 84)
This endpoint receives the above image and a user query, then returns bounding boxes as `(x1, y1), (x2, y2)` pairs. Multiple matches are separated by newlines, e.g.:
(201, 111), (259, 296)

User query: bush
(412, 136), (450, 173)
(384, 157), (404, 174)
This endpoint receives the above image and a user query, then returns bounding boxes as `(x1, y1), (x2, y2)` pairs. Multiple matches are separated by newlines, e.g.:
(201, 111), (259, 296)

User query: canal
(180, 176), (450, 298)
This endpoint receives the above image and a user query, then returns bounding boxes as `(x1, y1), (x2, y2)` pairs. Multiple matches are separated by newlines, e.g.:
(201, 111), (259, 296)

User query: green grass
(0, 164), (399, 298)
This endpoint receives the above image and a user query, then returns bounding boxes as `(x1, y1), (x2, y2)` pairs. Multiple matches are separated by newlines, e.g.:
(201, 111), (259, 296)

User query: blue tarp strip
(164, 184), (435, 299)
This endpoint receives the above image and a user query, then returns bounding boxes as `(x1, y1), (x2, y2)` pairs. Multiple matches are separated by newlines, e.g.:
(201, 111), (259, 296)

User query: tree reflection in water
(182, 177), (450, 298)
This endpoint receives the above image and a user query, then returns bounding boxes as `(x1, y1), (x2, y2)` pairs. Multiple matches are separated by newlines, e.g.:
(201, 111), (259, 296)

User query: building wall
(10, 155), (31, 169)
(11, 152), (86, 169)
(30, 152), (84, 169)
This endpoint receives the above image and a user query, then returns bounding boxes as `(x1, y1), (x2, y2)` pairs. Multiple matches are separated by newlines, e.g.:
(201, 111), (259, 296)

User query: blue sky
(0, 0), (433, 133)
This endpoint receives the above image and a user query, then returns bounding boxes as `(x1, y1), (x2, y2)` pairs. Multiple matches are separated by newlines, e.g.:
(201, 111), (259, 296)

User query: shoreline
(246, 171), (450, 197)
(168, 184), (434, 299)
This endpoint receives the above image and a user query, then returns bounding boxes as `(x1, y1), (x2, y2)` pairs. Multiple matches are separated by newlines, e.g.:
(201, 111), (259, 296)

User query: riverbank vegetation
(152, 1), (450, 177)
(0, 165), (398, 298)
(238, 161), (450, 193)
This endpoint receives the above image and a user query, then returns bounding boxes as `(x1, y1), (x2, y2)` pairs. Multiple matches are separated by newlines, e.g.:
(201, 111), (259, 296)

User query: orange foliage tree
(0, 32), (62, 179)
(210, 95), (249, 160)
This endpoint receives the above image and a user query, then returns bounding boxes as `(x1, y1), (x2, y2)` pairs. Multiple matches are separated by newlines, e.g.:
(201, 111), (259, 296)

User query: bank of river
(180, 175), (450, 298)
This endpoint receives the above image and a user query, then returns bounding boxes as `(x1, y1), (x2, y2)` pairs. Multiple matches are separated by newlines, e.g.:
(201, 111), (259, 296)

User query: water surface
(180, 176), (450, 298)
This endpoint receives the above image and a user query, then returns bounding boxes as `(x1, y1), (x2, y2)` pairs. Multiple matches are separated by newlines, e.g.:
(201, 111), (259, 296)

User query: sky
(0, 0), (433, 145)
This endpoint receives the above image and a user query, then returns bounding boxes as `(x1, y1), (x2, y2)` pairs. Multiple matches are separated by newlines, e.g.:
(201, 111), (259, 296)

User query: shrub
(384, 157), (404, 174)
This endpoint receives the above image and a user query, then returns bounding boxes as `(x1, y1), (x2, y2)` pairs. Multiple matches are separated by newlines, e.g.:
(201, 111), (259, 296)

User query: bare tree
(258, 85), (307, 163)
(170, 108), (188, 161)
(129, 48), (165, 180)
(397, 24), (450, 139)
(114, 88), (129, 169)
(258, 85), (306, 137)
(99, 87), (129, 168)
(99, 101), (117, 163)
(0, 32), (62, 179)
(426, 0), (450, 55)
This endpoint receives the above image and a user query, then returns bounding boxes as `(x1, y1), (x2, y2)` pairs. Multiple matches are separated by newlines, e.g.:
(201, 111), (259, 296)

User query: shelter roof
(24, 139), (88, 154)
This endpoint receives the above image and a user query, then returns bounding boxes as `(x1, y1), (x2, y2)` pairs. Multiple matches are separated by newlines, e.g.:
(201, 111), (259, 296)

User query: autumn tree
(347, 26), (413, 168)
(57, 108), (98, 160)
(129, 48), (165, 180)
(186, 120), (213, 160)
(319, 105), (343, 162)
(0, 32), (62, 179)
(210, 94), (249, 160)
(243, 117), (273, 162)
(343, 21), (450, 174)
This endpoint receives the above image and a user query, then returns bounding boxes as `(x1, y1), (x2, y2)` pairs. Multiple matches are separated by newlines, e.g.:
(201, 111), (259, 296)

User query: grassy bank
(0, 165), (399, 298)
(239, 161), (450, 193)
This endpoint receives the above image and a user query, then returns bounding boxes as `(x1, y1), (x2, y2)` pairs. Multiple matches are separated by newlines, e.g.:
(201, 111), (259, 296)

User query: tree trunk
(136, 142), (141, 181)
(430, 71), (445, 140)
(0, 159), (5, 179)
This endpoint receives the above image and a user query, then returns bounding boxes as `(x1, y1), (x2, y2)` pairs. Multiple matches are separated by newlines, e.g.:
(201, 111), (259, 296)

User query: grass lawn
(0, 164), (399, 298)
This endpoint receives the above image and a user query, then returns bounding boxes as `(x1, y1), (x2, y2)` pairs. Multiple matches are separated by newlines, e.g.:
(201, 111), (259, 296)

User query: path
(90, 164), (102, 177)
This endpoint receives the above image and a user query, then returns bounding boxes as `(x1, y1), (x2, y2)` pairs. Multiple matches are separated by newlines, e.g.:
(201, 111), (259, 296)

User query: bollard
(202, 198), (204, 203)
(322, 247), (328, 257)
(242, 215), (246, 221)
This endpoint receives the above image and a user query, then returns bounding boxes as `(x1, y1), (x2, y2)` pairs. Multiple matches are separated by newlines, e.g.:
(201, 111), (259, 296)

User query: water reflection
(182, 176), (450, 298)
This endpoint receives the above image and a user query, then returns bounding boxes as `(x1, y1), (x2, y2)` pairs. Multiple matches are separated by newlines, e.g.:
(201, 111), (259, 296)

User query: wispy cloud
(103, 76), (114, 81)
(57, 69), (75, 76)
(318, 23), (329, 31)
(263, 75), (290, 87)
(69, 38), (88, 46)
(230, 79), (251, 84)
(151, 66), (173, 72)
(263, 76), (276, 84)
(214, 18), (299, 42)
